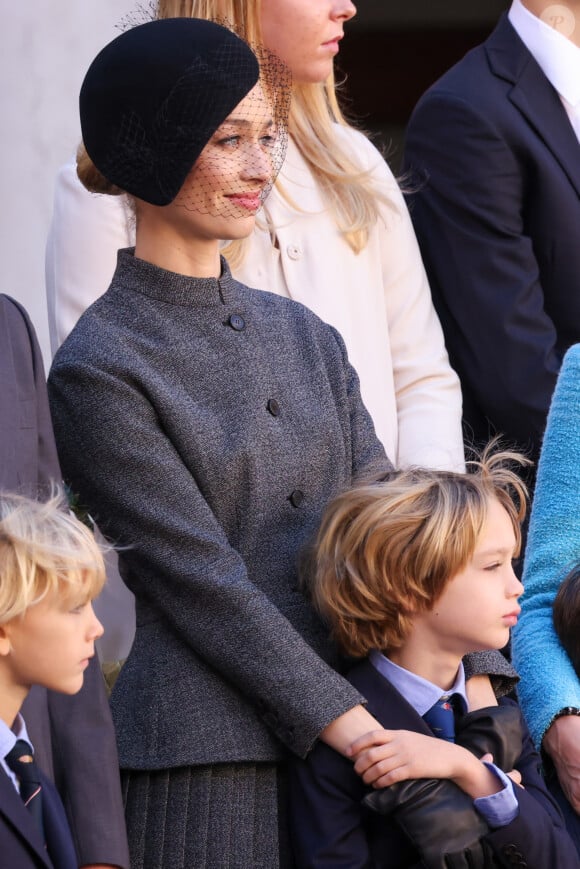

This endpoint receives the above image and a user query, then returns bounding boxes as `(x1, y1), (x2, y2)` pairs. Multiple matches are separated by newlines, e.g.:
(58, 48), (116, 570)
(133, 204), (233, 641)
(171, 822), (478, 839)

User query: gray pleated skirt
(121, 762), (294, 869)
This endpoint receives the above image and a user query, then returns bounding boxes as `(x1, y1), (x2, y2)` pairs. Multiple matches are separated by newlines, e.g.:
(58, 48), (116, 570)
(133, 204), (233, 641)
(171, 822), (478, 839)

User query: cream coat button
(286, 244), (302, 261)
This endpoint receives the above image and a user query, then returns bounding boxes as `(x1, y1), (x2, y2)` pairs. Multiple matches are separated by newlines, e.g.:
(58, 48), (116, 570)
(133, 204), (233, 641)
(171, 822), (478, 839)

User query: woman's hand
(319, 704), (382, 756)
(543, 715), (580, 812)
(348, 729), (502, 798)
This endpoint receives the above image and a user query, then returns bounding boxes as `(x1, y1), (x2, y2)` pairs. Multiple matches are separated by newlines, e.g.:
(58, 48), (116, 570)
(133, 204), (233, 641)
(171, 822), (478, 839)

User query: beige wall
(0, 1), (135, 364)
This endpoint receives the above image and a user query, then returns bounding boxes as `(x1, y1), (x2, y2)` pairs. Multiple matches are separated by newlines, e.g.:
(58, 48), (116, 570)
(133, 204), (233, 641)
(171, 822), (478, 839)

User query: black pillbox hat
(79, 18), (260, 205)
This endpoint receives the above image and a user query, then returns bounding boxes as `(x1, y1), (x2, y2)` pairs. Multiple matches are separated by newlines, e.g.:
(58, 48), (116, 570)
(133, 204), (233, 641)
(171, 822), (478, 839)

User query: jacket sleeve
(512, 346), (580, 747)
(484, 700), (579, 868)
(0, 295), (61, 491)
(11, 298), (62, 488)
(347, 129), (465, 472)
(327, 322), (393, 481)
(45, 158), (133, 353)
(373, 153), (465, 471)
(403, 92), (560, 462)
(48, 355), (366, 758)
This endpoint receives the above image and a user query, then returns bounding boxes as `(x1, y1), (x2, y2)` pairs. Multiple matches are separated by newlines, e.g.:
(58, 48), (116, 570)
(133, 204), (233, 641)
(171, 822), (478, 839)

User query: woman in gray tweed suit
(47, 18), (515, 869)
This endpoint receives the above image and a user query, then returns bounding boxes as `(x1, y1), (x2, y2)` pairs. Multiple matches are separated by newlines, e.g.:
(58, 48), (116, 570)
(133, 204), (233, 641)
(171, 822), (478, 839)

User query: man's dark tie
(423, 694), (461, 742)
(5, 739), (45, 838)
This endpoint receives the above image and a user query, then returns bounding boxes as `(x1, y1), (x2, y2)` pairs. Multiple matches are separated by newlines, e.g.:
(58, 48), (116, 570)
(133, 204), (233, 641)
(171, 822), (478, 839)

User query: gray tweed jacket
(48, 250), (391, 770)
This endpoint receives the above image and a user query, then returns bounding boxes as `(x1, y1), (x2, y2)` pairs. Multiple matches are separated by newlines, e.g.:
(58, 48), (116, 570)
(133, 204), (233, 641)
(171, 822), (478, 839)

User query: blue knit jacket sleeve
(513, 344), (580, 747)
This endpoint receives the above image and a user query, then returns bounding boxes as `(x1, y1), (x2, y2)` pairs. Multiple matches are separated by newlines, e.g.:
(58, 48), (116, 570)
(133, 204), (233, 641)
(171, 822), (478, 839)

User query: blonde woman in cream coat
(47, 0), (464, 474)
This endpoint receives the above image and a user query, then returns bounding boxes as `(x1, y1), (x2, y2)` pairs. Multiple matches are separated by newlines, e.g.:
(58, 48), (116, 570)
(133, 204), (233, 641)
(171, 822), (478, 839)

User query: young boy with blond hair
(290, 450), (578, 868)
(0, 489), (104, 869)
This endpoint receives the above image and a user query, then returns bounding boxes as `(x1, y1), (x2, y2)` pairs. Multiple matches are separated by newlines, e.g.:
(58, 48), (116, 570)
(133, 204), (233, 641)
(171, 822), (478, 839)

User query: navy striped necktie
(423, 694), (461, 742)
(5, 739), (45, 838)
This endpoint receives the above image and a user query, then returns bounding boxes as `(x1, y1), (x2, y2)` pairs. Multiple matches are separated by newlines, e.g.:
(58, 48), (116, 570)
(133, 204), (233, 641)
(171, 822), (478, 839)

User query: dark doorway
(337, 1), (510, 168)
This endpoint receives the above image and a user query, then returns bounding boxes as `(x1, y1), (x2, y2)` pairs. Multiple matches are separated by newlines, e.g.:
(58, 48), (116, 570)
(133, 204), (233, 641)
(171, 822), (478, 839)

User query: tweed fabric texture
(462, 648), (517, 699)
(48, 250), (389, 770)
(121, 763), (291, 869)
(513, 344), (580, 746)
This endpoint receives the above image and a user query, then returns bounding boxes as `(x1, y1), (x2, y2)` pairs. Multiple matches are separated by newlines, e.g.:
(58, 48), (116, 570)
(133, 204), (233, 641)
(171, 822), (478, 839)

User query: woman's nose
(241, 144), (272, 182)
(333, 1), (357, 23)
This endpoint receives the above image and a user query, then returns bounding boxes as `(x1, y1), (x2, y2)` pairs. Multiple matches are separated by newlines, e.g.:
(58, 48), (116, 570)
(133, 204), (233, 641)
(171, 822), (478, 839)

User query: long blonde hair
(159, 0), (386, 257)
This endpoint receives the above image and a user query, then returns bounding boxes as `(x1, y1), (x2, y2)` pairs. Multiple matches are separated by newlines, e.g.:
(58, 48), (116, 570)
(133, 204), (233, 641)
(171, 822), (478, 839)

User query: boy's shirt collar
(369, 649), (467, 716)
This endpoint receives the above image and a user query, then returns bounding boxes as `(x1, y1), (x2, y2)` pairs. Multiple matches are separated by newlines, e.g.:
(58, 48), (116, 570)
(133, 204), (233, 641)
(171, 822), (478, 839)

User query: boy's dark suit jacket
(289, 660), (578, 868)
(0, 766), (77, 869)
(0, 294), (130, 867)
(403, 14), (580, 465)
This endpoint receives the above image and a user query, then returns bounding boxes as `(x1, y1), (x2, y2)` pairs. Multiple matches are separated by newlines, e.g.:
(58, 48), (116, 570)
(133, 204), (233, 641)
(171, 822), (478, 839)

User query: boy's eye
(484, 562), (501, 572)
(69, 601), (88, 614)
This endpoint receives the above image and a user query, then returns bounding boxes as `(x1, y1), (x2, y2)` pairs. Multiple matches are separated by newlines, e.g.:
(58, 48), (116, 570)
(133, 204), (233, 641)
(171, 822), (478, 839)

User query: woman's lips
(226, 193), (263, 211)
(322, 33), (343, 53)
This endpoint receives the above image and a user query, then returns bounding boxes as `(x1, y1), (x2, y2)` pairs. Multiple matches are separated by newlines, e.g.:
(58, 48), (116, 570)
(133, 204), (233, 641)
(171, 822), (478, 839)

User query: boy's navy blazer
(403, 13), (580, 464)
(0, 294), (130, 867)
(0, 766), (77, 869)
(289, 659), (579, 868)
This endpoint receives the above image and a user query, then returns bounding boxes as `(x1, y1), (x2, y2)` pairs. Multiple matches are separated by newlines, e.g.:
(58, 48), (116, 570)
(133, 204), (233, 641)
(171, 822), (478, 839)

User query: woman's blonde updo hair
(76, 141), (124, 196)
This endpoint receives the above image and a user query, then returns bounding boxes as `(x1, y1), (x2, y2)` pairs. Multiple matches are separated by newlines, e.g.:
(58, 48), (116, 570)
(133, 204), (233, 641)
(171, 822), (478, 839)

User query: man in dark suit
(402, 0), (580, 833)
(0, 294), (130, 868)
(403, 0), (580, 470)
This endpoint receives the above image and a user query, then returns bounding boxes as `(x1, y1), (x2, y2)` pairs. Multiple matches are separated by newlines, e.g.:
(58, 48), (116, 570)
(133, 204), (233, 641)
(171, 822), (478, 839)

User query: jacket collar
(485, 13), (580, 196)
(0, 769), (54, 868)
(346, 659), (434, 735)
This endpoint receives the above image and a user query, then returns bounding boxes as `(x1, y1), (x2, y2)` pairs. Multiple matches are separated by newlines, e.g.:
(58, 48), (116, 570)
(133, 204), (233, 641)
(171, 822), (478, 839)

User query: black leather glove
(455, 704), (522, 773)
(364, 776), (491, 869)
(363, 705), (522, 868)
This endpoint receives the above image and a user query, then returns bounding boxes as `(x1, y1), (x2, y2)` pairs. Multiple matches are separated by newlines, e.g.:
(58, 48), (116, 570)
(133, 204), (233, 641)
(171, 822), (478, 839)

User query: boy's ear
(0, 623), (13, 657)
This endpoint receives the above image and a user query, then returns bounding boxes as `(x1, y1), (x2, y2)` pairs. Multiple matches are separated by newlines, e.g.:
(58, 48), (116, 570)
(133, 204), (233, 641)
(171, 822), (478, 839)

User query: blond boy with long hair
(289, 451), (577, 867)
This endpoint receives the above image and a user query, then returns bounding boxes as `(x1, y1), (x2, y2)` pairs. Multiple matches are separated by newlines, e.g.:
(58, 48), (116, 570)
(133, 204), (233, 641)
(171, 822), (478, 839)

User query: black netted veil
(80, 17), (291, 209)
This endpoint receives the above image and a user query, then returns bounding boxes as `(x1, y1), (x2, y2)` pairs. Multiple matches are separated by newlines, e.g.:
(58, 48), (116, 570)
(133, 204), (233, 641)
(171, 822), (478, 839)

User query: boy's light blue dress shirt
(370, 650), (518, 828)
